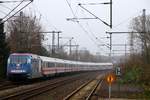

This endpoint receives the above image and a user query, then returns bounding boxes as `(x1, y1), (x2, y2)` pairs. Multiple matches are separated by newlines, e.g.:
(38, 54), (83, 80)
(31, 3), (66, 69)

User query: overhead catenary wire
(65, 0), (102, 49)
(78, 8), (109, 53)
(85, 22), (110, 48)
(65, 0), (108, 54)
(80, 2), (111, 5)
(2, 0), (25, 20)
(2, 0), (33, 23)
(65, 0), (77, 18)
(79, 7), (107, 51)
(77, 22), (107, 53)
(81, 7), (110, 49)
(65, 0), (97, 45)
(80, 7), (98, 42)
(78, 4), (110, 27)
(108, 10), (143, 31)
(0, 0), (30, 3)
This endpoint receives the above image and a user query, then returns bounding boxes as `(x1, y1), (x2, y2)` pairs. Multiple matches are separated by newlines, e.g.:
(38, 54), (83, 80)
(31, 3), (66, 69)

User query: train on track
(7, 53), (113, 80)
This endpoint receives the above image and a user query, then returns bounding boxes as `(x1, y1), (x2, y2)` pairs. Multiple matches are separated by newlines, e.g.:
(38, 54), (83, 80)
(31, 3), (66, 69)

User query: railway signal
(107, 74), (114, 84)
(106, 74), (115, 99)
(115, 67), (121, 76)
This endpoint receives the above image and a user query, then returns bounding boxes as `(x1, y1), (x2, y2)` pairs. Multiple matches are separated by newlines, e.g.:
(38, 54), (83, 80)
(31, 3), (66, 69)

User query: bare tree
(130, 14), (150, 63)
(7, 12), (44, 54)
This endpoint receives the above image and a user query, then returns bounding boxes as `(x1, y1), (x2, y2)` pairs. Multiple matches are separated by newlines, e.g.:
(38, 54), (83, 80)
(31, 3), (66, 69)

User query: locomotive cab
(7, 54), (32, 80)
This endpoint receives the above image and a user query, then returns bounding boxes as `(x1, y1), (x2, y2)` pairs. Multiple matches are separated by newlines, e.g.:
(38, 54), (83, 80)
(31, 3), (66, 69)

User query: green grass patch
(120, 66), (142, 84)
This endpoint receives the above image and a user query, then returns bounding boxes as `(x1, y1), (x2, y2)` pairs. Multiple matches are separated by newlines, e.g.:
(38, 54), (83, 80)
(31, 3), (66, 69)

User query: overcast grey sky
(1, 0), (150, 55)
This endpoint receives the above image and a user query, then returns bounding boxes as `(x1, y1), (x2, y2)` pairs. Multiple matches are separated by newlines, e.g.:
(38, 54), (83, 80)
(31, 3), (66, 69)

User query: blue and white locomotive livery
(7, 53), (113, 79)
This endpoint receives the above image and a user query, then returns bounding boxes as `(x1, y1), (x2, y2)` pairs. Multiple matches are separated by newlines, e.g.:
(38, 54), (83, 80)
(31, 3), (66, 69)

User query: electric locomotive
(7, 53), (42, 80)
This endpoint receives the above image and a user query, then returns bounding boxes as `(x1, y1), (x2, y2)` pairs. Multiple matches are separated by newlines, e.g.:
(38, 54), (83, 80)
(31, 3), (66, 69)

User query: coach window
(64, 64), (66, 67)
(48, 62), (50, 67)
(45, 62), (47, 67)
(65, 64), (67, 67)
(59, 63), (62, 67)
(61, 63), (64, 67)
(67, 64), (69, 67)
(45, 62), (47, 68)
(49, 62), (52, 67)
(52, 62), (55, 67)
(42, 61), (45, 67)
(43, 62), (46, 68)
(60, 63), (62, 67)
(58, 63), (61, 67)
(56, 63), (58, 67)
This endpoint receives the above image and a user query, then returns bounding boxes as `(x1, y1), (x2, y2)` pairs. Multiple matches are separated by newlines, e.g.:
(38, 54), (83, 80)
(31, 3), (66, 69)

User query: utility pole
(69, 37), (74, 56)
(69, 39), (71, 55)
(52, 33), (55, 55)
(109, 0), (112, 62)
(142, 9), (146, 34)
(57, 31), (62, 54)
(59, 37), (74, 56)
(142, 9), (149, 63)
(125, 44), (127, 57)
(142, 9), (146, 57)
(109, 33), (112, 57)
(110, 0), (112, 28)
(57, 32), (60, 51)
(130, 32), (134, 53)
(33, 31), (62, 55)
(76, 45), (79, 61)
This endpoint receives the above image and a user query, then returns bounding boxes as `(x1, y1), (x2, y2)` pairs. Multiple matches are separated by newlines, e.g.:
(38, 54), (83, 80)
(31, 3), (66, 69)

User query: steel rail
(63, 76), (103, 100)
(86, 79), (103, 100)
(21, 77), (82, 100)
(1, 74), (88, 100)
(63, 79), (94, 100)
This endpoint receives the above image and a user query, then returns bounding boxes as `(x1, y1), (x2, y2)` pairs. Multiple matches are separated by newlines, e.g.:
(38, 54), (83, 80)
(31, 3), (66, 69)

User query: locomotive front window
(9, 55), (28, 64)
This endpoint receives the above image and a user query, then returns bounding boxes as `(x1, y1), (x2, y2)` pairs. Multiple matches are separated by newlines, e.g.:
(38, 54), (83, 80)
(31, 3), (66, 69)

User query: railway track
(0, 77), (57, 91)
(0, 72), (94, 100)
(0, 80), (20, 91)
(0, 79), (43, 91)
(63, 74), (104, 100)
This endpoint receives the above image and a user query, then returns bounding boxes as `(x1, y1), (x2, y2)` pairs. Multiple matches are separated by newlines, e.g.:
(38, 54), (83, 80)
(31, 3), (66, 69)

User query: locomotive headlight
(27, 59), (31, 63)
(7, 58), (10, 64)
(17, 64), (20, 67)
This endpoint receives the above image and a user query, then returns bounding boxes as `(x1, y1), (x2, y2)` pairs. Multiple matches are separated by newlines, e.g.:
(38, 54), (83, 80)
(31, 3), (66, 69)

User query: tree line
(123, 10), (150, 84)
